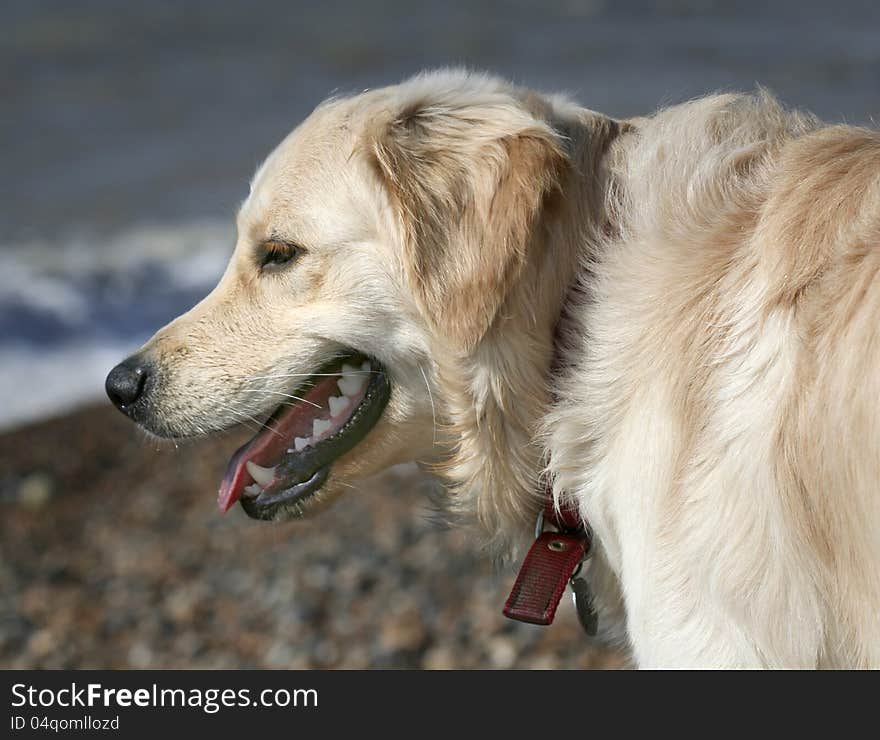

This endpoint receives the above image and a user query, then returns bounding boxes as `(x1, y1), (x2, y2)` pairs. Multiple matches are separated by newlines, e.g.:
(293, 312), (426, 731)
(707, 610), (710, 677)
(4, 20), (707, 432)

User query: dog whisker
(243, 389), (322, 408)
(208, 403), (279, 439)
(248, 371), (382, 381)
(419, 363), (438, 447)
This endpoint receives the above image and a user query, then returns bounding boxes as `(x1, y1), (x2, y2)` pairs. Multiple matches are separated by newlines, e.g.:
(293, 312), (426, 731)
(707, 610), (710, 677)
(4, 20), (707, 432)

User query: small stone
(264, 641), (296, 668)
(379, 609), (427, 652)
(127, 642), (153, 668)
(527, 654), (559, 670)
(421, 645), (459, 670)
(26, 629), (57, 657)
(487, 636), (517, 669)
(18, 472), (53, 508)
(165, 587), (198, 622)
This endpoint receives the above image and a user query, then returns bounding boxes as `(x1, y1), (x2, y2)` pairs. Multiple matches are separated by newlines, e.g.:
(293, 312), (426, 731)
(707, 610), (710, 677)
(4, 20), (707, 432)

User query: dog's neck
(432, 112), (622, 551)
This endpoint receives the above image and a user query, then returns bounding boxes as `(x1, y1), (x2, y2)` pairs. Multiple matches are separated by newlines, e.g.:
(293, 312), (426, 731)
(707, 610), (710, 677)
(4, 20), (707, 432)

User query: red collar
(502, 484), (595, 632)
(502, 287), (597, 634)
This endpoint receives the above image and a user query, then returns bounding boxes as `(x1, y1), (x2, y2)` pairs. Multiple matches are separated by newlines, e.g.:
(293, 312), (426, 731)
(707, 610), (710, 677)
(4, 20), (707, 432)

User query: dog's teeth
(245, 461), (276, 487)
(337, 373), (367, 397)
(361, 361), (371, 373)
(243, 483), (262, 498)
(293, 436), (310, 452)
(313, 418), (331, 438)
(328, 395), (347, 417)
(341, 363), (357, 375)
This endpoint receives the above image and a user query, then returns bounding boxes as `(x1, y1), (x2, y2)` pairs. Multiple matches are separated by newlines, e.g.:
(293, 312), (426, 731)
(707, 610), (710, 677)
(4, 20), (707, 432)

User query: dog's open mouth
(219, 352), (391, 520)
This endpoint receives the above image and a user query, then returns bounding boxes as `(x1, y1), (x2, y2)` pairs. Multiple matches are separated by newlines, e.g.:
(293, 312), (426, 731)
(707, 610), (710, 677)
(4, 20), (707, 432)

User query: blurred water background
(1, 0), (878, 429)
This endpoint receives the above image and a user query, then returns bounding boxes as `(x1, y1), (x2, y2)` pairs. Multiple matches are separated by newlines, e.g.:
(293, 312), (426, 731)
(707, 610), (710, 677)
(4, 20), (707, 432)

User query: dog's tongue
(217, 375), (341, 513)
(217, 432), (283, 514)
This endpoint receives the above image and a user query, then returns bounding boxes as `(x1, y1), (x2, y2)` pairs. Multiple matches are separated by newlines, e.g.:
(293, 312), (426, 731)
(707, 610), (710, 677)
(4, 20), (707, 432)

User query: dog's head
(105, 70), (589, 521)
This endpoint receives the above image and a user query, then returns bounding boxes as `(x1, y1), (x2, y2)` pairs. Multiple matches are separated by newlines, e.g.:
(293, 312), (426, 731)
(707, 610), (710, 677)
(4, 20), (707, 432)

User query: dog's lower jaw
(240, 469), (343, 521)
(239, 467), (330, 521)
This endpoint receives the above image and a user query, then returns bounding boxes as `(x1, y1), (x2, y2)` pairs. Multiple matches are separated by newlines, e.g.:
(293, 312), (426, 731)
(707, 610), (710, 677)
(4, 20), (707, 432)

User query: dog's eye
(258, 240), (302, 271)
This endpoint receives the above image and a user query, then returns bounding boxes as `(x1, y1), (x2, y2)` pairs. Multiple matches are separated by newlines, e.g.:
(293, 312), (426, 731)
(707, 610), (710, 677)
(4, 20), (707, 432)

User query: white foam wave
(0, 220), (233, 430)
(0, 342), (147, 431)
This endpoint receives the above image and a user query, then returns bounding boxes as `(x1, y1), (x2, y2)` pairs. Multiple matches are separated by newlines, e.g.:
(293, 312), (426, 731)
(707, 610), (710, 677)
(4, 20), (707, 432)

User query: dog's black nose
(105, 357), (150, 411)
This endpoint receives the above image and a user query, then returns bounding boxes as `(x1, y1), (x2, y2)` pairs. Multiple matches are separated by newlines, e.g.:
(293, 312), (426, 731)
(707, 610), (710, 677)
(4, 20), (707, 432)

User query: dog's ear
(369, 83), (568, 352)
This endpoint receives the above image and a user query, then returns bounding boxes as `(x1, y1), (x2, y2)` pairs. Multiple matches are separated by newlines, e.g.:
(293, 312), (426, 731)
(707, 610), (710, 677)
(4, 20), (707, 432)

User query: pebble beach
(0, 403), (625, 669)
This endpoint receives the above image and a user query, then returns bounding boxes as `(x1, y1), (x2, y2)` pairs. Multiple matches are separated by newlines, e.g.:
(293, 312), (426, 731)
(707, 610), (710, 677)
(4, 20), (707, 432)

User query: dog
(106, 70), (880, 668)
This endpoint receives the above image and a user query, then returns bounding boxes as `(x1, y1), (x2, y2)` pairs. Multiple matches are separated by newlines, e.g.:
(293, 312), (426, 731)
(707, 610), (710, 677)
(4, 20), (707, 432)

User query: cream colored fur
(137, 70), (880, 668)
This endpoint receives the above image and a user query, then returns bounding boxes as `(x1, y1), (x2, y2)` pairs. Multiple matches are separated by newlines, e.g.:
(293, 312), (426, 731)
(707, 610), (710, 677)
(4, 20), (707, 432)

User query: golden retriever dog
(106, 70), (880, 668)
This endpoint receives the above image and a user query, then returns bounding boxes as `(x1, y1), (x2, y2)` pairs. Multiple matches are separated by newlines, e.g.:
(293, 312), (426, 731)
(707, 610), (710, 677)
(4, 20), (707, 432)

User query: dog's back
(763, 123), (880, 667)
(548, 92), (880, 667)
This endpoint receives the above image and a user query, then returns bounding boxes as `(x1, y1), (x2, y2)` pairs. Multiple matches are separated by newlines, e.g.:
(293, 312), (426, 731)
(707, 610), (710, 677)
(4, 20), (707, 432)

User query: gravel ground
(0, 404), (625, 669)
